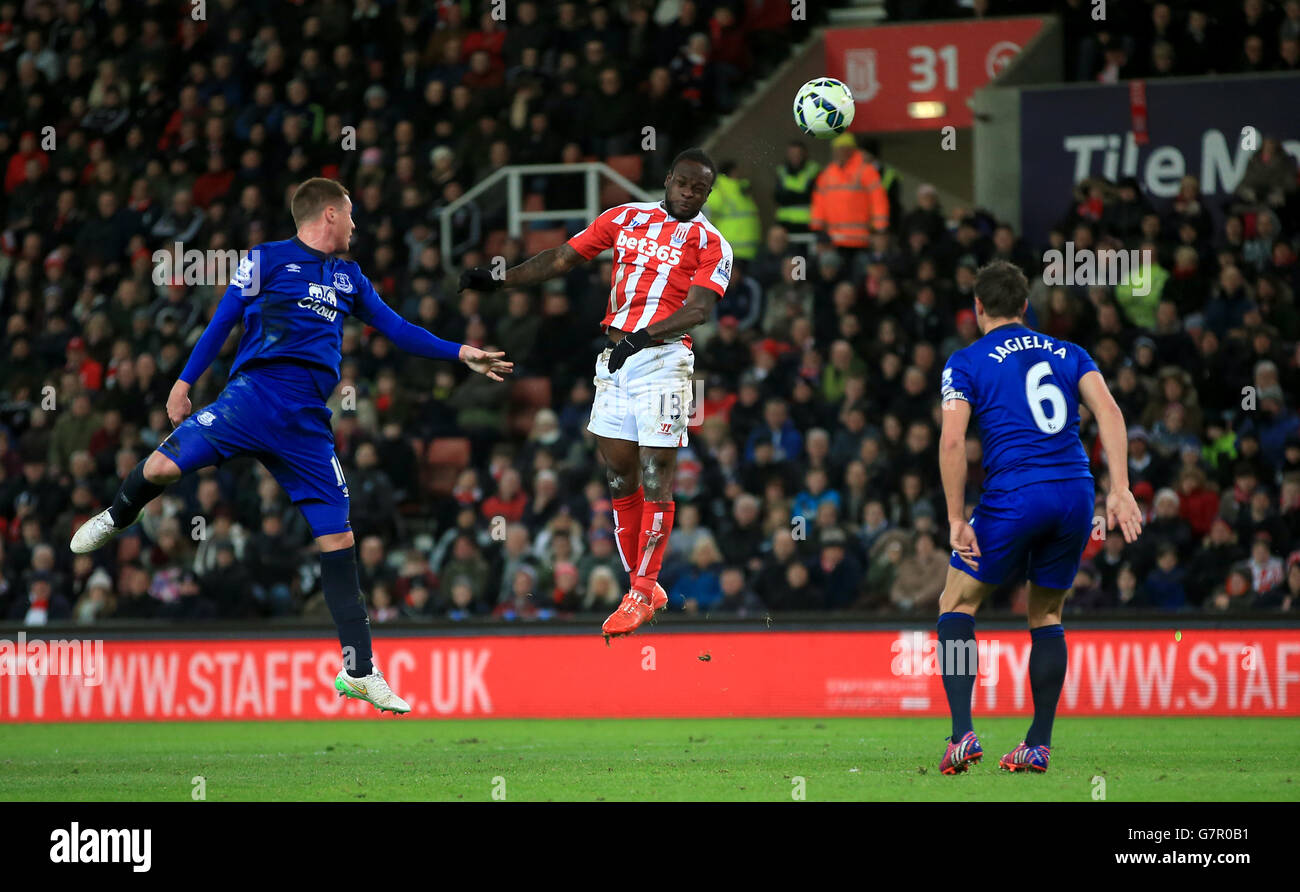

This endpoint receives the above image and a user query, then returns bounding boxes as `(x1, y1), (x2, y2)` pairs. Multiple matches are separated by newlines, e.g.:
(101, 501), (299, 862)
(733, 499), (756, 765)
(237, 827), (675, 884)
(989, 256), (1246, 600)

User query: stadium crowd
(1, 0), (1299, 626)
(902, 0), (1300, 82)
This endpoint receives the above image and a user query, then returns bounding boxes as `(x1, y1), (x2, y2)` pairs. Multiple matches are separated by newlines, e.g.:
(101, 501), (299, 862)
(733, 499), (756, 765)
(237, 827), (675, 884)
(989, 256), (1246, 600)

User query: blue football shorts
(950, 477), (1095, 590)
(157, 373), (350, 538)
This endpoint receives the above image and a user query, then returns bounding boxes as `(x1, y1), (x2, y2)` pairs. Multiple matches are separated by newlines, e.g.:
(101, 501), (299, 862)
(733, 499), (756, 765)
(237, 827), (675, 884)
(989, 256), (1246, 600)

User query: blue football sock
(1026, 624), (1067, 747)
(937, 611), (978, 740)
(320, 546), (373, 678)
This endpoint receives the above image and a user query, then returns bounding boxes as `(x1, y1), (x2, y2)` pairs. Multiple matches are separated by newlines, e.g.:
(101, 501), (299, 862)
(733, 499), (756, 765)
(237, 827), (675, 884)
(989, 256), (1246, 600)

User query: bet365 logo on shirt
(615, 230), (683, 265)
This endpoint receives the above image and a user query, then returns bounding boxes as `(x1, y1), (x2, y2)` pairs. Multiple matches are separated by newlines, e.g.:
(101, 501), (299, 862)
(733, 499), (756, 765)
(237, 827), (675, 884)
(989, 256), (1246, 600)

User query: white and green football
(793, 77), (856, 139)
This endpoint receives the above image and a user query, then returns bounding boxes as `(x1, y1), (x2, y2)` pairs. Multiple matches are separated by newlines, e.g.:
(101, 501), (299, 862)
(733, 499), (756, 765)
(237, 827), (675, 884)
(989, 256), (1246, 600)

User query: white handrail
(437, 162), (656, 265)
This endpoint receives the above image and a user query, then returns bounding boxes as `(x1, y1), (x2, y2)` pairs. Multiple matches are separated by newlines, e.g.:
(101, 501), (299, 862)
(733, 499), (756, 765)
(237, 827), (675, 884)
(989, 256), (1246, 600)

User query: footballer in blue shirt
(71, 178), (512, 714)
(935, 260), (1142, 775)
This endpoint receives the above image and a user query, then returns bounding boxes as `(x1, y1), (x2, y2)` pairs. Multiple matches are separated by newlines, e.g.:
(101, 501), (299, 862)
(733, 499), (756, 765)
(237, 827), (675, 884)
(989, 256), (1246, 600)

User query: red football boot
(602, 583), (667, 640)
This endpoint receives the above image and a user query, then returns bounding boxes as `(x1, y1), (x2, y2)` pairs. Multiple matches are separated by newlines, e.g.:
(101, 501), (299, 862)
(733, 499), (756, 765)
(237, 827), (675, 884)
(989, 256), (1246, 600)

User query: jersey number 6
(1025, 360), (1067, 434)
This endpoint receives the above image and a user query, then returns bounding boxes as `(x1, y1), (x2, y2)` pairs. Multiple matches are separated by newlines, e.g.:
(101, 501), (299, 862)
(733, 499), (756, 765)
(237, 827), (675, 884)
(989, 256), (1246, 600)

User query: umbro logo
(285, 263), (301, 272)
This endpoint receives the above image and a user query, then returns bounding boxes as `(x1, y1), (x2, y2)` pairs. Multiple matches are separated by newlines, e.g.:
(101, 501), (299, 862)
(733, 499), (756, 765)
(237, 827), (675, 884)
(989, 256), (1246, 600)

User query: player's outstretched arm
(939, 396), (980, 570)
(459, 243), (585, 292)
(1079, 370), (1143, 543)
(354, 277), (513, 382)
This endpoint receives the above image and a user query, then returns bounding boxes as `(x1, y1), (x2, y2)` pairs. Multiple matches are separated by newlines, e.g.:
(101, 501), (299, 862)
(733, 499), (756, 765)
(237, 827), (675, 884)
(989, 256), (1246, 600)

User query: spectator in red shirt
(65, 337), (103, 391)
(4, 131), (49, 194)
(1177, 465), (1220, 538)
(192, 151), (234, 208)
(696, 377), (738, 427)
(481, 468), (528, 524)
(87, 409), (123, 463)
(709, 5), (751, 74)
(550, 561), (581, 612)
(462, 10), (506, 65)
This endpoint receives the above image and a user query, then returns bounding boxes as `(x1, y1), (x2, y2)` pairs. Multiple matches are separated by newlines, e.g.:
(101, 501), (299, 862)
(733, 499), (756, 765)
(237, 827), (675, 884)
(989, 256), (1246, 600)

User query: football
(792, 77), (856, 138)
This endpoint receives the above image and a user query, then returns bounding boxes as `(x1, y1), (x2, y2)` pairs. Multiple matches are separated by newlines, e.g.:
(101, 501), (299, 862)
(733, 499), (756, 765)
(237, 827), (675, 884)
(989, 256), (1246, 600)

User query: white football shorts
(587, 340), (695, 447)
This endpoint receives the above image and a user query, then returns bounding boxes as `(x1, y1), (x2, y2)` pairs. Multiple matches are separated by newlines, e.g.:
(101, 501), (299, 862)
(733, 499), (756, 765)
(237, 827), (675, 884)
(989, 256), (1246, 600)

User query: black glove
(607, 329), (651, 373)
(458, 267), (503, 292)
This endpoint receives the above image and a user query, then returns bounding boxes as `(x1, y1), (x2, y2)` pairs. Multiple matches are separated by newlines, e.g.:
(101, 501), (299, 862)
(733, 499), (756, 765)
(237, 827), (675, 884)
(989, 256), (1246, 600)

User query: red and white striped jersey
(567, 200), (733, 350)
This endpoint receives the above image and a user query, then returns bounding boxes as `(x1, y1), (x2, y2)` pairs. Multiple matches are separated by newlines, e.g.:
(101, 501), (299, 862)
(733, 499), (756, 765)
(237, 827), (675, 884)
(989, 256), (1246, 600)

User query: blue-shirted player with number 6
(935, 260), (1142, 775)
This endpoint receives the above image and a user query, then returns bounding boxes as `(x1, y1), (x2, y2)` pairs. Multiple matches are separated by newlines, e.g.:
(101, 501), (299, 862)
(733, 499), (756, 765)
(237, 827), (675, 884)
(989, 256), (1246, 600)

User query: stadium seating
(600, 155), (646, 205)
(605, 155), (646, 186)
(508, 378), (553, 436)
(522, 227), (569, 256)
(424, 438), (473, 498)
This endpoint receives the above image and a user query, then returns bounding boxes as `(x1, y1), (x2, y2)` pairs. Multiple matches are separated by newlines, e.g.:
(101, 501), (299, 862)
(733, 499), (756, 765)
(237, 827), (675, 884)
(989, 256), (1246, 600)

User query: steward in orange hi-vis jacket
(809, 134), (890, 248)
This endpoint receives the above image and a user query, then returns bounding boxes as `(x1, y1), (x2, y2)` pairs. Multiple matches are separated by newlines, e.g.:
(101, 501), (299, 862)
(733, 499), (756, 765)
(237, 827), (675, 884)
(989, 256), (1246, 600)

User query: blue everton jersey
(179, 236), (460, 401)
(941, 322), (1097, 493)
(226, 238), (375, 381)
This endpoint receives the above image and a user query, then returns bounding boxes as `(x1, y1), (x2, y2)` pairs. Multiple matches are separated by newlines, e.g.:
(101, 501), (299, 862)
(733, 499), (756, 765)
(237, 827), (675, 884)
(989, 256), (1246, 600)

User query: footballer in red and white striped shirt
(458, 148), (732, 640)
(567, 194), (732, 349)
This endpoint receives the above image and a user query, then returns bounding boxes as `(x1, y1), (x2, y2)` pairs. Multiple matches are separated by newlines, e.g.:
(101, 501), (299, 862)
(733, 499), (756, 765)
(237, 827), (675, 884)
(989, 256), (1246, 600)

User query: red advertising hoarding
(1, 628), (1297, 721)
(825, 18), (1046, 131)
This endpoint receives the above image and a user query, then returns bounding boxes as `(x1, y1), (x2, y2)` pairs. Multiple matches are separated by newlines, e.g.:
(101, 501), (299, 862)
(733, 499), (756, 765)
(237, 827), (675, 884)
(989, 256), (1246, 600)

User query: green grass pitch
(1, 718), (1295, 802)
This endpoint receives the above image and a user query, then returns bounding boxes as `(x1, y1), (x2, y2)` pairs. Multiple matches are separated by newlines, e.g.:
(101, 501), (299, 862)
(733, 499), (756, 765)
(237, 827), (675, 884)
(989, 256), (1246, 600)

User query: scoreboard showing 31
(824, 17), (1046, 132)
